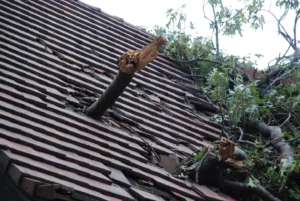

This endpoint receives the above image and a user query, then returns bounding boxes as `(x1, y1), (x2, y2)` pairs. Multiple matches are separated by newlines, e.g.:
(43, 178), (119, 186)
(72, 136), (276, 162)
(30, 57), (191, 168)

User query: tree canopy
(148, 0), (300, 200)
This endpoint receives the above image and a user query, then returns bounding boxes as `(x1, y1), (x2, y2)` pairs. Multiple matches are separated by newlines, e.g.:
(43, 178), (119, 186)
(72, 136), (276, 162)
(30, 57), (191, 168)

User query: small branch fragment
(218, 137), (235, 161)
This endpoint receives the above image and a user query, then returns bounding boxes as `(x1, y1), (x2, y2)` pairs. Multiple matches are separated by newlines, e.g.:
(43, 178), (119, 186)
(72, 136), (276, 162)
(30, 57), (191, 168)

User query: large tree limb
(216, 171), (280, 201)
(85, 36), (166, 118)
(249, 121), (294, 162)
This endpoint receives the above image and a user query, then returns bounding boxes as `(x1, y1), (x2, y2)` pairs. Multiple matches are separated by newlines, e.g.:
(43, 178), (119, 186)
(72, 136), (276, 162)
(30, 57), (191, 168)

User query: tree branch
(279, 112), (291, 127)
(209, 0), (220, 57)
(262, 9), (296, 50)
(294, 12), (300, 58)
(85, 36), (166, 118)
(260, 67), (287, 97)
(249, 121), (294, 162)
(286, 135), (300, 143)
(216, 171), (281, 201)
(202, 0), (213, 23)
(294, 12), (299, 49)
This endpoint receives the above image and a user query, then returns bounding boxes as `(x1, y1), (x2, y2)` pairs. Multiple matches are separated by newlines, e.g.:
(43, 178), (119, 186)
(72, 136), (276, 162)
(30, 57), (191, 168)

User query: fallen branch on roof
(216, 170), (280, 201)
(85, 36), (166, 119)
(249, 121), (294, 162)
(178, 137), (280, 201)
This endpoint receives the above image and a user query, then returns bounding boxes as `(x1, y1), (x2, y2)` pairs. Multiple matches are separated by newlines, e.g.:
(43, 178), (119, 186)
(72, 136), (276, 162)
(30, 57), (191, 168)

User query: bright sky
(81, 0), (298, 69)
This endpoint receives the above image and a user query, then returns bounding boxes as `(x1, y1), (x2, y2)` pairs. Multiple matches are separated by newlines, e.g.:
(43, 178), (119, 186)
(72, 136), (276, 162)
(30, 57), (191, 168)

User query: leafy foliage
(194, 148), (208, 162)
(148, 0), (300, 200)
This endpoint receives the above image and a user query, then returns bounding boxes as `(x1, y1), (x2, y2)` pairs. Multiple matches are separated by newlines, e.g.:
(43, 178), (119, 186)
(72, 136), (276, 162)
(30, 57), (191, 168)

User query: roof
(0, 0), (236, 200)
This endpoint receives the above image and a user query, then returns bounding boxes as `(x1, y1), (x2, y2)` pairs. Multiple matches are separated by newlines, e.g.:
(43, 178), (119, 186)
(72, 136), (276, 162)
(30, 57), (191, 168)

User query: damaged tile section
(0, 0), (231, 201)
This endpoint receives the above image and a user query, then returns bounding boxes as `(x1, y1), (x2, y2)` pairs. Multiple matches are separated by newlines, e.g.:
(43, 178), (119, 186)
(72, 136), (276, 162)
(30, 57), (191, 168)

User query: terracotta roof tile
(0, 1), (231, 200)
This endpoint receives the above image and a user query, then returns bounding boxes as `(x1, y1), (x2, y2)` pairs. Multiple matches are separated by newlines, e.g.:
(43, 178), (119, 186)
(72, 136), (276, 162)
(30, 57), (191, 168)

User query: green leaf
(194, 149), (207, 162)
(166, 8), (173, 14)
(247, 176), (260, 187)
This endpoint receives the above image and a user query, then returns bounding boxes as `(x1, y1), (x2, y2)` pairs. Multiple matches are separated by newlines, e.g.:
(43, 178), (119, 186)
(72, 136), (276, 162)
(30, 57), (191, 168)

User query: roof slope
(0, 0), (233, 200)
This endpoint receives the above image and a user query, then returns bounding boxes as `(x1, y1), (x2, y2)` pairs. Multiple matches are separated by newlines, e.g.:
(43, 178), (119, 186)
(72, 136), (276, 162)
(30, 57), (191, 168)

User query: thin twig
(202, 0), (213, 23)
(261, 67), (287, 97)
(120, 122), (161, 162)
(262, 9), (296, 50)
(237, 140), (257, 147)
(274, 45), (291, 66)
(280, 112), (291, 127)
(238, 127), (244, 141)
(285, 135), (300, 143)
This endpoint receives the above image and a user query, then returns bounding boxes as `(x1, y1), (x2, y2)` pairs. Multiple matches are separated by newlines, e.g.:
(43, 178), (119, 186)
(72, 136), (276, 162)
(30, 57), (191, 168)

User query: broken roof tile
(108, 167), (131, 187)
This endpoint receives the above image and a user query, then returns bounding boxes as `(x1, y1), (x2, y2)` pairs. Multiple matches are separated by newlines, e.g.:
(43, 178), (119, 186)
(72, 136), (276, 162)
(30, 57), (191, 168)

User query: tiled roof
(0, 0), (235, 201)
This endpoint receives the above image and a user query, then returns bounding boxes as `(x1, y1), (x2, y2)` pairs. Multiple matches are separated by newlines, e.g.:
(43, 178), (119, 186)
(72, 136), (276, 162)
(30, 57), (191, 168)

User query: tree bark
(249, 121), (294, 162)
(85, 71), (133, 118)
(216, 172), (281, 201)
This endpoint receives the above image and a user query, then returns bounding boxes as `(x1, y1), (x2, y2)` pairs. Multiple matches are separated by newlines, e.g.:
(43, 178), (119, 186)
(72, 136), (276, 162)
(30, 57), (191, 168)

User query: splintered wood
(117, 36), (166, 74)
(218, 137), (235, 161)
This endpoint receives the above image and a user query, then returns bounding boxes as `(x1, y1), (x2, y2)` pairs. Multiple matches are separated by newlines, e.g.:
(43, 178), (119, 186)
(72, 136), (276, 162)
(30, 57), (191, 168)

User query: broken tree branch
(263, 9), (296, 50)
(216, 171), (280, 201)
(85, 36), (166, 118)
(249, 121), (294, 162)
(260, 67), (287, 97)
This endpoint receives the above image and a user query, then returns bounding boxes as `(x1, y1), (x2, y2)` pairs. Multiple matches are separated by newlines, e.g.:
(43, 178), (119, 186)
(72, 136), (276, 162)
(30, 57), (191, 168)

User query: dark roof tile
(0, 149), (14, 170)
(171, 191), (196, 201)
(108, 167), (131, 187)
(8, 163), (28, 185)
(129, 187), (163, 201)
(20, 177), (43, 196)
(193, 185), (224, 201)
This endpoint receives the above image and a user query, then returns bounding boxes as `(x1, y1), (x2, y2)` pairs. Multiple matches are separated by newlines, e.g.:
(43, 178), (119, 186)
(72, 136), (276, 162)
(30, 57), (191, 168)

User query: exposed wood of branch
(85, 36), (166, 118)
